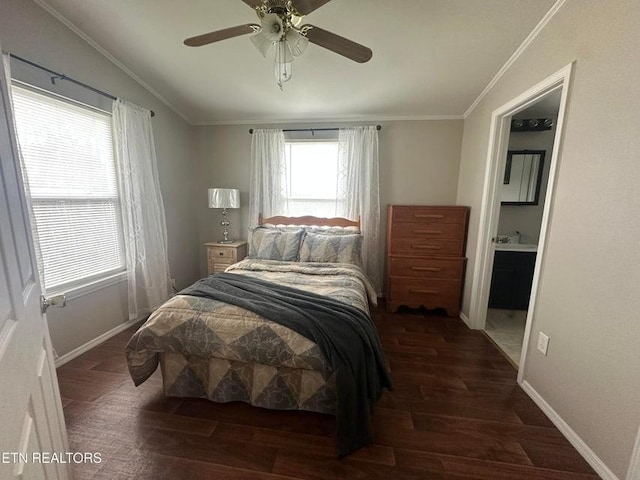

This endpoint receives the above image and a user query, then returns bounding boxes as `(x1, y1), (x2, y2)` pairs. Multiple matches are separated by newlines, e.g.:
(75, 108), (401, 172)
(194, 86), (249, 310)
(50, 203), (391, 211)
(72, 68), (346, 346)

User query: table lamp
(208, 188), (240, 243)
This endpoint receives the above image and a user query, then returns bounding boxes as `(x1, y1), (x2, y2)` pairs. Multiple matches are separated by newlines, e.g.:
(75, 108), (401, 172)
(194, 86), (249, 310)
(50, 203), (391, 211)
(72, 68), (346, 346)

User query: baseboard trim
(54, 317), (141, 368)
(459, 311), (472, 328)
(520, 380), (619, 480)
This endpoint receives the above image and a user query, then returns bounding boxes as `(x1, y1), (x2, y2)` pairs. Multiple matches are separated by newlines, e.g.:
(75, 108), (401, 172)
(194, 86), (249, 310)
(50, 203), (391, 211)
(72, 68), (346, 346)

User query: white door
(0, 50), (71, 479)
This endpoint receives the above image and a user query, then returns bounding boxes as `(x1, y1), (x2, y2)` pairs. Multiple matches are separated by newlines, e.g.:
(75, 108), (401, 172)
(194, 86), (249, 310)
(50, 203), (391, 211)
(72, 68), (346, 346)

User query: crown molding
(463, 0), (567, 119)
(193, 114), (464, 126)
(32, 0), (192, 124)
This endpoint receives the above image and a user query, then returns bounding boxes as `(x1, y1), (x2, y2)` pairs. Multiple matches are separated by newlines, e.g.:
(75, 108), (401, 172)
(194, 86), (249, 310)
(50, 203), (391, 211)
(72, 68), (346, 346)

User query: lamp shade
(208, 188), (240, 209)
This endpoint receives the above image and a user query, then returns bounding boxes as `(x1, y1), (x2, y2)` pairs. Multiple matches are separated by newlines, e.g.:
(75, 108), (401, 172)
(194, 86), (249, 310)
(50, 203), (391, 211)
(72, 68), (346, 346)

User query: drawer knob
(219, 252), (224, 255)
(409, 289), (437, 294)
(411, 266), (441, 272)
(411, 244), (440, 249)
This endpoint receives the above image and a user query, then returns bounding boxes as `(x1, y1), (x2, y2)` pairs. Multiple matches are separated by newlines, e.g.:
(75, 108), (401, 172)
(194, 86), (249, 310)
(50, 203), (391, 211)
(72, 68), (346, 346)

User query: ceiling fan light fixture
(184, 0), (373, 91)
(250, 30), (273, 57)
(285, 28), (309, 57)
(260, 13), (284, 42)
(251, 12), (285, 57)
(275, 61), (292, 89)
(274, 37), (295, 64)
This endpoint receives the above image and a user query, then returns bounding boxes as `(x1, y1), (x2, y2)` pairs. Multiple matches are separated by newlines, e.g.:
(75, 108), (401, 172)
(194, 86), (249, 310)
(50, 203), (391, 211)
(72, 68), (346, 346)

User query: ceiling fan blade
(291, 0), (333, 15)
(184, 24), (259, 47)
(304, 25), (372, 63)
(240, 0), (263, 8)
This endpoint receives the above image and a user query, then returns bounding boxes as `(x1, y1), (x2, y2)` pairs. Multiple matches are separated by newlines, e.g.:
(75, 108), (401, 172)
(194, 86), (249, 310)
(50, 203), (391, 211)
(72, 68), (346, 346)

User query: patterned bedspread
(125, 259), (377, 411)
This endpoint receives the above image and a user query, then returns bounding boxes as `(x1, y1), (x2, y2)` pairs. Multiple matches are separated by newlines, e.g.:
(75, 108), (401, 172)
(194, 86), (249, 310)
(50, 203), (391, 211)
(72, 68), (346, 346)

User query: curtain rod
(8, 53), (155, 117)
(248, 125), (381, 134)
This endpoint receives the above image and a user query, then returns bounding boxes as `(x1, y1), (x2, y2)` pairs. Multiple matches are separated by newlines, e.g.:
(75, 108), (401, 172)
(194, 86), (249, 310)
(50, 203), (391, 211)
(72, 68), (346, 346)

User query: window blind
(284, 141), (345, 217)
(11, 85), (124, 292)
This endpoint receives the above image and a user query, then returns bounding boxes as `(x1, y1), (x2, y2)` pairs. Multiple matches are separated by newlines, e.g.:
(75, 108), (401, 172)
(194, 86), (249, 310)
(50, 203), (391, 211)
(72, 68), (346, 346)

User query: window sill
(47, 271), (127, 302)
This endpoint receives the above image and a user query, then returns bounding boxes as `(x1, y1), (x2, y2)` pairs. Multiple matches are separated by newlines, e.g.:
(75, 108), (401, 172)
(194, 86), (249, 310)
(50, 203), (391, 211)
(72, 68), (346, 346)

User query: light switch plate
(537, 332), (550, 356)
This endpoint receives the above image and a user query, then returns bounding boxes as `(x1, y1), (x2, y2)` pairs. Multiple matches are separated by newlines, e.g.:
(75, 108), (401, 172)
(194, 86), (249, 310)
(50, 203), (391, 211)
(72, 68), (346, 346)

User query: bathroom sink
(494, 243), (538, 252)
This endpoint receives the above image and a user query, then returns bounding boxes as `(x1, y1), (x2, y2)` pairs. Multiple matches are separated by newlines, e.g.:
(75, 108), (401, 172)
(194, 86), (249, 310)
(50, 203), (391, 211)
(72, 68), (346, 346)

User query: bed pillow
(306, 226), (360, 235)
(248, 227), (305, 261)
(299, 232), (363, 265)
(265, 225), (360, 235)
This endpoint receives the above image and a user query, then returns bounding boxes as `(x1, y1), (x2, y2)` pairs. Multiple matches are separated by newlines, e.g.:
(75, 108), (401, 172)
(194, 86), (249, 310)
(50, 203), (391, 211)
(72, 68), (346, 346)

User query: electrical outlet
(537, 332), (550, 356)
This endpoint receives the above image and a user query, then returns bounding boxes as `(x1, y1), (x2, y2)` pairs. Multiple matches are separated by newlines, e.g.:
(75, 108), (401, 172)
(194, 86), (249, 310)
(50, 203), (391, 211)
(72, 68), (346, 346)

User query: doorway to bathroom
(484, 90), (562, 366)
(465, 63), (574, 382)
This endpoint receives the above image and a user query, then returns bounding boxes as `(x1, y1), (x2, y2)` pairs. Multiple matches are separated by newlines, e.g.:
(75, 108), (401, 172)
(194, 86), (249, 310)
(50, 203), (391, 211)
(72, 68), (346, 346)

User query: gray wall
(192, 120), (463, 278)
(0, 0), (200, 356)
(498, 128), (556, 244)
(456, 1), (640, 477)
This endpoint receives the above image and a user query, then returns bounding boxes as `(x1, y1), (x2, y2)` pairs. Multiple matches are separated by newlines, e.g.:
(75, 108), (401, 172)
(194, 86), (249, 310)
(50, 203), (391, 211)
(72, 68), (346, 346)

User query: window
(11, 85), (125, 292)
(284, 141), (346, 217)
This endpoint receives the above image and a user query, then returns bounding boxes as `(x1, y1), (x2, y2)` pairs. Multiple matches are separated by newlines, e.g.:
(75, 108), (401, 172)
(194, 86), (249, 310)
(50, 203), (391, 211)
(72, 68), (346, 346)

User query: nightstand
(204, 241), (247, 274)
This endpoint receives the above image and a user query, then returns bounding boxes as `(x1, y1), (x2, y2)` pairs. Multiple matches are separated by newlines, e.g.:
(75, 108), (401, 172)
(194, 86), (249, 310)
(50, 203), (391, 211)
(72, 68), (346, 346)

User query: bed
(125, 215), (391, 455)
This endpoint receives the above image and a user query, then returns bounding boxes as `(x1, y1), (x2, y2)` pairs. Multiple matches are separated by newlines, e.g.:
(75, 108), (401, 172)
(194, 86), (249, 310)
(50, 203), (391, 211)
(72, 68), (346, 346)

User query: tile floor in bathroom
(484, 308), (527, 366)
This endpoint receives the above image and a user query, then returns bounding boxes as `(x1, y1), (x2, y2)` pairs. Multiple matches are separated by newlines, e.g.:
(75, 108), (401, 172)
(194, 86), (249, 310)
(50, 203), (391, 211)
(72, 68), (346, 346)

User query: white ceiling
(40, 0), (557, 125)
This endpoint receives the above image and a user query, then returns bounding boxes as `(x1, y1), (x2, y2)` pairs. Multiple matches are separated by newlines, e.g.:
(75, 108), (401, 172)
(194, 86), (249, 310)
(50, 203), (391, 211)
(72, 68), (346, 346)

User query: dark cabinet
(488, 251), (536, 310)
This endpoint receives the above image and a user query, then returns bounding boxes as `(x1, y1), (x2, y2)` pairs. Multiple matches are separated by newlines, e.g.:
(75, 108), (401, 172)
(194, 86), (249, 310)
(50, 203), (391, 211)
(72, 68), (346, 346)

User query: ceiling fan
(184, 0), (373, 89)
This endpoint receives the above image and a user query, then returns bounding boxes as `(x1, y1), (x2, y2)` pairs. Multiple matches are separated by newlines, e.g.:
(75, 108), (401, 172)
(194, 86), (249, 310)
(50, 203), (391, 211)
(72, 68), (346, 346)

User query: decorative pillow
(248, 227), (305, 261)
(299, 232), (363, 265)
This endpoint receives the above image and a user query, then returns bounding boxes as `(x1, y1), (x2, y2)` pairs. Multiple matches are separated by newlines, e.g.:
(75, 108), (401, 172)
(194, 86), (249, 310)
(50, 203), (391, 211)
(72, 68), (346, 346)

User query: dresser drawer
(208, 247), (236, 261)
(389, 257), (464, 280)
(391, 222), (465, 239)
(389, 278), (461, 302)
(390, 238), (463, 256)
(390, 206), (467, 224)
(208, 262), (231, 273)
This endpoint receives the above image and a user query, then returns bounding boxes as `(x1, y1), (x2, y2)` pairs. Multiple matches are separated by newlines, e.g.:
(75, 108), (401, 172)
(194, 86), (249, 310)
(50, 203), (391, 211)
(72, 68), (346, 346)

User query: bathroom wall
(497, 127), (556, 244)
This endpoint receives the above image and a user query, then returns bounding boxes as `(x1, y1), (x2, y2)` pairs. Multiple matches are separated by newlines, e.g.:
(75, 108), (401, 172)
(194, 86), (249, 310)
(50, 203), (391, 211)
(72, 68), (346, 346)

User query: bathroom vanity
(489, 245), (537, 310)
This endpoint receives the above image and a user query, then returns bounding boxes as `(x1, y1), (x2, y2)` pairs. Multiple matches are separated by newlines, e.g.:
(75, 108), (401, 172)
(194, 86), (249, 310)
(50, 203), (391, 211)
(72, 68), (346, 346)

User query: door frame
(467, 62), (573, 382)
(627, 425), (640, 480)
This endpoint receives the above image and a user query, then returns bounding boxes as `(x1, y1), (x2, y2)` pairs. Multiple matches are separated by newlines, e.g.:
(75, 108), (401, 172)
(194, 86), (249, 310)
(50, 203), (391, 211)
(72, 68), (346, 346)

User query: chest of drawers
(386, 205), (469, 316)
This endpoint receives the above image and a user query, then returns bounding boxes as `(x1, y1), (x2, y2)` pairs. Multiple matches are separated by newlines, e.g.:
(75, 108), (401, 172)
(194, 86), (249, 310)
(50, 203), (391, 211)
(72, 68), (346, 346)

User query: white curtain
(338, 126), (381, 294)
(2, 51), (46, 289)
(248, 126), (381, 293)
(112, 99), (172, 320)
(249, 129), (288, 227)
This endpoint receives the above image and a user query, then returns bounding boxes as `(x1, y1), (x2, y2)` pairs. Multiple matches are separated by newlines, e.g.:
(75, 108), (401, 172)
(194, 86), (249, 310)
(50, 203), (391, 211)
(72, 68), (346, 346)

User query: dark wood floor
(57, 307), (599, 480)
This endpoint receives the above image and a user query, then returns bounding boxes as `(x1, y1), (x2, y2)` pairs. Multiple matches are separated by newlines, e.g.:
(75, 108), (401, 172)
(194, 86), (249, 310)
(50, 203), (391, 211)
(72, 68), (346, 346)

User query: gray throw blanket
(180, 272), (392, 457)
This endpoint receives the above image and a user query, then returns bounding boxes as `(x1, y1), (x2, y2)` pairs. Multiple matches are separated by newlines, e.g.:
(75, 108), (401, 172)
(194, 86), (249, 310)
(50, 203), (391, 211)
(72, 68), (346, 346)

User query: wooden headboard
(258, 214), (360, 229)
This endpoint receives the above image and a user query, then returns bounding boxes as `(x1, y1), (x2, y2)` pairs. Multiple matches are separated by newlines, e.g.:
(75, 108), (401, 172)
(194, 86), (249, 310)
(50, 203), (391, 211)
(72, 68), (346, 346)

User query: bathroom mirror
(502, 150), (545, 205)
